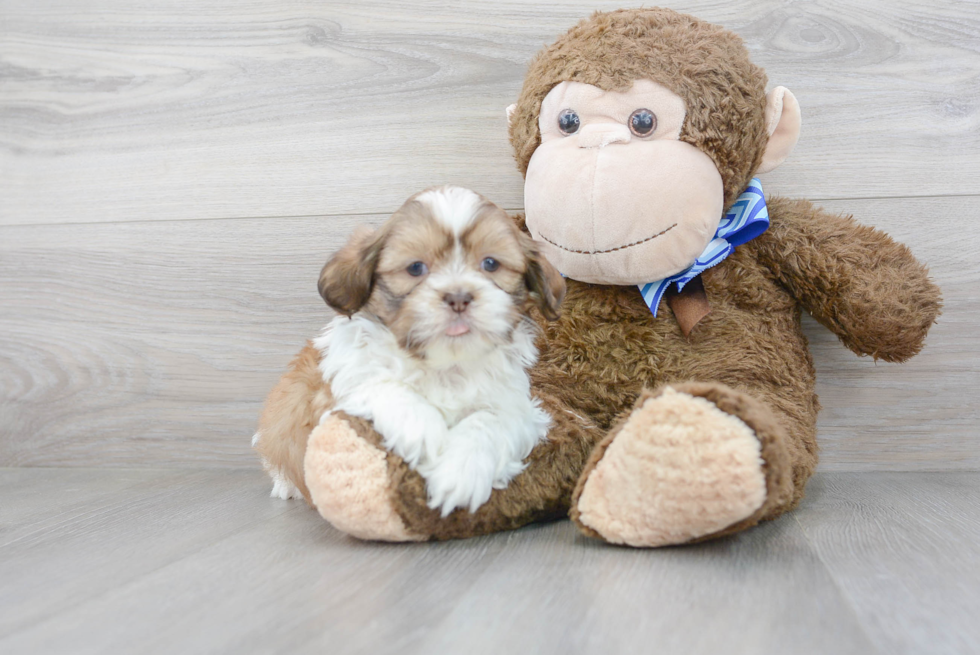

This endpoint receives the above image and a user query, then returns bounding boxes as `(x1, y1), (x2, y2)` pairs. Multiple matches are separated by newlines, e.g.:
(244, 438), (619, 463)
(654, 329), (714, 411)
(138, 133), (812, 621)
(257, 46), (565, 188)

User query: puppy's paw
(270, 470), (302, 500)
(492, 458), (527, 490)
(379, 404), (448, 468)
(255, 430), (303, 500)
(419, 451), (495, 517)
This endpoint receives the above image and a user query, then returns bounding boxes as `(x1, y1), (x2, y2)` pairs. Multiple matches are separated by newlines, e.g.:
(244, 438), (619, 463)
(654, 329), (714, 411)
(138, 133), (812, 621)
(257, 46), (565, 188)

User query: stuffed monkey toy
(259, 8), (941, 547)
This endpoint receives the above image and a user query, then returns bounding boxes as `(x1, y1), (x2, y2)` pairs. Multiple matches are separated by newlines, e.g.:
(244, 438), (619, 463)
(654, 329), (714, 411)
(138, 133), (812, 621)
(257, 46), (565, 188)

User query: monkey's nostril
(443, 292), (474, 313)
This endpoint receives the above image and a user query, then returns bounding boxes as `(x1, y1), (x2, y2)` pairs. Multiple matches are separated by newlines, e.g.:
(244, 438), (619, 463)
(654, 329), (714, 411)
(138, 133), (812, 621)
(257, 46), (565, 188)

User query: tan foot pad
(304, 413), (424, 542)
(576, 388), (766, 547)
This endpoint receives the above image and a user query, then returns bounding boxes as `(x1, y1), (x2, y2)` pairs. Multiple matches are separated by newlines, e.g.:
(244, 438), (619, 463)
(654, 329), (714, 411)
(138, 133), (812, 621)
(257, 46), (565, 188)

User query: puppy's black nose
(443, 291), (474, 313)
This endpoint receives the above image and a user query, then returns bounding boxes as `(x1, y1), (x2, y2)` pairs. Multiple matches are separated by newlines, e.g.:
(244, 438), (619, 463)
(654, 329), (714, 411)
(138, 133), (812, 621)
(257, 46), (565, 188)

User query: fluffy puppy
(254, 186), (566, 517)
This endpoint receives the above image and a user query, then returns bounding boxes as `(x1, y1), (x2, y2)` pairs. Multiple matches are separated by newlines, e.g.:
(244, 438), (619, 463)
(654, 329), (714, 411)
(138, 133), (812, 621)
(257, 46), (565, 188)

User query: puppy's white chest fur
(315, 314), (551, 516)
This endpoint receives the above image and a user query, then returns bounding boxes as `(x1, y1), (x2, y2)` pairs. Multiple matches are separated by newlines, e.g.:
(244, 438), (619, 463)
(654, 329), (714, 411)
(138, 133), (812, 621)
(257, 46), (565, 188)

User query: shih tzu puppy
(253, 186), (566, 517)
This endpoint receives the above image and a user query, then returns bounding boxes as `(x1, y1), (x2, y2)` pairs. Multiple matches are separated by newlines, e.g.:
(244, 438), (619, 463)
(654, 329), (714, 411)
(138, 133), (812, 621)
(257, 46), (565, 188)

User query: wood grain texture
(1, 0), (978, 225)
(0, 467), (177, 532)
(0, 468), (296, 639)
(406, 511), (873, 655)
(0, 213), (367, 467)
(3, 469), (978, 654)
(796, 472), (980, 655)
(0, 468), (877, 655)
(1, 196), (976, 469)
(1, 0), (977, 470)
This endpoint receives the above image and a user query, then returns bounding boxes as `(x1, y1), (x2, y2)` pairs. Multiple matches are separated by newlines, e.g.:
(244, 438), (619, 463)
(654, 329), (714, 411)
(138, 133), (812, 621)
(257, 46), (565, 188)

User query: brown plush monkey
(265, 8), (942, 546)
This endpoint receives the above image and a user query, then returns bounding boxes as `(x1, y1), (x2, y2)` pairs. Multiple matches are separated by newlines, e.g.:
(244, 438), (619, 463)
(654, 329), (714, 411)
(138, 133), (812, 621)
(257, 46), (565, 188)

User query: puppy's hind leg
(254, 431), (305, 500)
(271, 470), (304, 500)
(254, 341), (334, 503)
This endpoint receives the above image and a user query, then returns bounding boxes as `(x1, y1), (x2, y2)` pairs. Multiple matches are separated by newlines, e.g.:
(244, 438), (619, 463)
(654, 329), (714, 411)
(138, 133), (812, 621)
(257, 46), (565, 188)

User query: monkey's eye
(406, 261), (428, 277)
(558, 109), (580, 135)
(481, 257), (500, 272)
(628, 108), (657, 137)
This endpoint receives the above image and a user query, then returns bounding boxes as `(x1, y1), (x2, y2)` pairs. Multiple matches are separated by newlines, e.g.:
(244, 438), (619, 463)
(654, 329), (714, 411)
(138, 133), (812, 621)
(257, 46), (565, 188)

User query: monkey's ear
(521, 233), (566, 320)
(506, 103), (517, 127)
(318, 226), (384, 316)
(758, 87), (801, 174)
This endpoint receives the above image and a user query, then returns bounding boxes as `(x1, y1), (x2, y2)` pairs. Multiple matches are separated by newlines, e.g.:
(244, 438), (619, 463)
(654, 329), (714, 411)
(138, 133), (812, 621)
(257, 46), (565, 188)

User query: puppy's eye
(558, 109), (580, 135)
(481, 257), (500, 272)
(628, 108), (657, 137)
(406, 261), (428, 277)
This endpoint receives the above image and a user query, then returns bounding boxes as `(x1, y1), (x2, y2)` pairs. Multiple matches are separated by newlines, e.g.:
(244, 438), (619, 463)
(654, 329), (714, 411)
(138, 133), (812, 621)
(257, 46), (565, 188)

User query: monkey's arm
(753, 196), (942, 362)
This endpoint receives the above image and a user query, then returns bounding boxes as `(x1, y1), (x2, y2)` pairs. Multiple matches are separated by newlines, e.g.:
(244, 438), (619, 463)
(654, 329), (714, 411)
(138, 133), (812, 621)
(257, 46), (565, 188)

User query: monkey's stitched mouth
(537, 223), (677, 255)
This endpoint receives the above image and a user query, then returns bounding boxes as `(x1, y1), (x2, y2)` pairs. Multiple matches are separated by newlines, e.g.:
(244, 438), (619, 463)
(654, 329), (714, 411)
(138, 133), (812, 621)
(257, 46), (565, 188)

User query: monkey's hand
(755, 196), (941, 362)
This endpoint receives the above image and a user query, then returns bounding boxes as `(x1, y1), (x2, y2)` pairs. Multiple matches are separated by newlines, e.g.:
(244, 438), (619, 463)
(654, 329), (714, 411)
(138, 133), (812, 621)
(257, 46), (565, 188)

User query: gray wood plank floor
(1, 469), (977, 655)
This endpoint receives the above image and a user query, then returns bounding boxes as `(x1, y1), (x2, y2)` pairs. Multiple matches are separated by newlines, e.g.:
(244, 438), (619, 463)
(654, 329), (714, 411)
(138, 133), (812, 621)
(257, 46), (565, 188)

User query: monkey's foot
(304, 412), (425, 542)
(571, 384), (789, 547)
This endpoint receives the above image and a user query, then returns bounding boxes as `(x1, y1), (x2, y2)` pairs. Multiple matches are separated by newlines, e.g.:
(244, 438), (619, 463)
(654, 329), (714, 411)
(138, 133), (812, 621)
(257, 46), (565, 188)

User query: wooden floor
(0, 469), (977, 654)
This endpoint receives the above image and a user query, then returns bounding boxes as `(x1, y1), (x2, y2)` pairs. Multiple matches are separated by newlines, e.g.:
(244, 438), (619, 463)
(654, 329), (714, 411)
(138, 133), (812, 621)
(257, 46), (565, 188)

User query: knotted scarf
(638, 178), (769, 316)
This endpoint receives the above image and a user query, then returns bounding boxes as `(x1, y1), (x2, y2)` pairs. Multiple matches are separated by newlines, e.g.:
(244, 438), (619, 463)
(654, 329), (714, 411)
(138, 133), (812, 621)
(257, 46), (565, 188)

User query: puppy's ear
(318, 225), (384, 316)
(521, 233), (566, 320)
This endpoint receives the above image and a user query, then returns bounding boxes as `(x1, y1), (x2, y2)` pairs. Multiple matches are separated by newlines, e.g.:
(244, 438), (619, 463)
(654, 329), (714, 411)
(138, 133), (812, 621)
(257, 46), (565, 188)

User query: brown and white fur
(253, 186), (565, 517)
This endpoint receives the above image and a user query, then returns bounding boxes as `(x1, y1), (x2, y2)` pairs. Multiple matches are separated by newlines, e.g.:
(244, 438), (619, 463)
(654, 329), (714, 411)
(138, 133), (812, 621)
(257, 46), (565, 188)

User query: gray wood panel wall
(2, 0), (978, 470)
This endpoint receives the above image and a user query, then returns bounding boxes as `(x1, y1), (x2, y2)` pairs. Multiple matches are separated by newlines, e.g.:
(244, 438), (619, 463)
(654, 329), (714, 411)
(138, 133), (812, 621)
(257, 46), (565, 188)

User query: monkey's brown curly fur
(509, 7), (769, 210)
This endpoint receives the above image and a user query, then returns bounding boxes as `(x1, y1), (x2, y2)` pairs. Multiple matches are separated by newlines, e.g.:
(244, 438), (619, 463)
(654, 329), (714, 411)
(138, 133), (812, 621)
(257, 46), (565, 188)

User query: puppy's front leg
(335, 382), (449, 468)
(419, 411), (525, 517)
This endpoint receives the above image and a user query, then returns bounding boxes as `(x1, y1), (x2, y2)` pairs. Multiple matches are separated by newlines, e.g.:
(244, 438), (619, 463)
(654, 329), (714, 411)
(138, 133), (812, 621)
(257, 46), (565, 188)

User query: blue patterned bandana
(638, 178), (769, 316)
